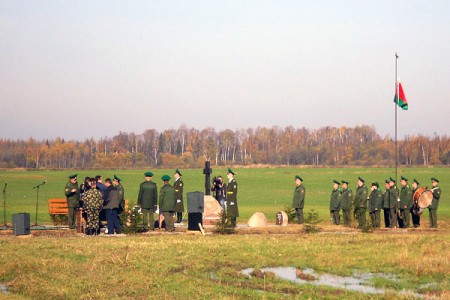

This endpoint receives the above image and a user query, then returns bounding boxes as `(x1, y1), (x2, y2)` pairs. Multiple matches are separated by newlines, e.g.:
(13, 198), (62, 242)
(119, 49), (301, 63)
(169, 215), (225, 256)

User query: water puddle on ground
(0, 283), (9, 294)
(241, 267), (425, 298)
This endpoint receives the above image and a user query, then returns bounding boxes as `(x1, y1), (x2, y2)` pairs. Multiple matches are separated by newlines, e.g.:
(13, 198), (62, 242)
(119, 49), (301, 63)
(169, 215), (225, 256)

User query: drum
(413, 187), (433, 209)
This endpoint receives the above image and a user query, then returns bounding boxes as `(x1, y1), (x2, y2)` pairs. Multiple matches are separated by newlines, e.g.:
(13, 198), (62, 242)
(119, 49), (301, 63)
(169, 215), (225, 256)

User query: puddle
(0, 283), (9, 294)
(241, 267), (424, 298)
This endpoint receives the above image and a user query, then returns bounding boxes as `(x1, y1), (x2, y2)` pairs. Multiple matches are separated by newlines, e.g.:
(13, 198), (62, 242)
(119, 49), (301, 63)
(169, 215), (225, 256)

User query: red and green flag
(394, 82), (408, 110)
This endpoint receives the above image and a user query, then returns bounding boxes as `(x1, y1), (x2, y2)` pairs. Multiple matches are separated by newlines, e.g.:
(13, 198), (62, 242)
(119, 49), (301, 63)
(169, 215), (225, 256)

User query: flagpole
(395, 52), (399, 184)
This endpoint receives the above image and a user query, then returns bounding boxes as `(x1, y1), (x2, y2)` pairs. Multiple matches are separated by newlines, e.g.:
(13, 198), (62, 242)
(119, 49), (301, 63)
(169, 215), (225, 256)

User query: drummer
(429, 177), (441, 228)
(411, 179), (421, 228)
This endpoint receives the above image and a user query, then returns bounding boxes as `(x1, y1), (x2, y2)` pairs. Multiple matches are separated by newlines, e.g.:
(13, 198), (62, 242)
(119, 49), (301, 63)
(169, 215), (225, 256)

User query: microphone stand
(2, 183), (7, 227)
(33, 181), (46, 227)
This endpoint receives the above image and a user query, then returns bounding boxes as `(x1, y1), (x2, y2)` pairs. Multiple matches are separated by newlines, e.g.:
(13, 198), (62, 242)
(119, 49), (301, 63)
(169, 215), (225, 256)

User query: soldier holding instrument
(411, 179), (421, 228)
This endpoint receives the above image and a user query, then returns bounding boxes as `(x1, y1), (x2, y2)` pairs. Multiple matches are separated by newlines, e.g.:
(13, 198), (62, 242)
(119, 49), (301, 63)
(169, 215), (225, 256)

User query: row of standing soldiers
(293, 175), (441, 229)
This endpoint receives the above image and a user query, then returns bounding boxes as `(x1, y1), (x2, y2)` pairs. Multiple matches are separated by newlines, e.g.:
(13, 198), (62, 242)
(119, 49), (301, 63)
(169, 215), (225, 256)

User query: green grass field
(0, 167), (448, 225)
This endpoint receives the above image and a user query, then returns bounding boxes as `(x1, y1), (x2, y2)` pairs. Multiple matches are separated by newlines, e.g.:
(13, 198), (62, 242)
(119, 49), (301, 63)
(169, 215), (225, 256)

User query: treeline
(1, 125), (449, 169)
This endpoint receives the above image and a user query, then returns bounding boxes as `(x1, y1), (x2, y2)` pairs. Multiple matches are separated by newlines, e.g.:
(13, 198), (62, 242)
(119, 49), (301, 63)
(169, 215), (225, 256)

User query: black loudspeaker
(12, 213), (31, 235)
(188, 212), (203, 231)
(187, 192), (204, 213)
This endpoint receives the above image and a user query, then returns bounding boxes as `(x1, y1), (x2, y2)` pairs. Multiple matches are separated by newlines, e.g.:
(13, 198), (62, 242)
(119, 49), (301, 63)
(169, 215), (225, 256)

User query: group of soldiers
(65, 168), (240, 234)
(293, 175), (442, 229)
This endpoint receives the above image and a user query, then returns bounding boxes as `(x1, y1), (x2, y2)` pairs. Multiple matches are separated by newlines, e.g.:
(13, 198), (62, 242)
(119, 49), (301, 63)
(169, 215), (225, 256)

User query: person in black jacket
(103, 178), (121, 234)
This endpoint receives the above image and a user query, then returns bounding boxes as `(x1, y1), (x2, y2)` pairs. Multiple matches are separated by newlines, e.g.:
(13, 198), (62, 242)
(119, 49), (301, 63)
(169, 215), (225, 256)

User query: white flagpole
(395, 52), (399, 183)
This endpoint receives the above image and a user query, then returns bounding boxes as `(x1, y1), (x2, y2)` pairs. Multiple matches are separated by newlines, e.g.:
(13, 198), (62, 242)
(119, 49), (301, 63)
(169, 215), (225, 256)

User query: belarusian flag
(394, 82), (408, 110)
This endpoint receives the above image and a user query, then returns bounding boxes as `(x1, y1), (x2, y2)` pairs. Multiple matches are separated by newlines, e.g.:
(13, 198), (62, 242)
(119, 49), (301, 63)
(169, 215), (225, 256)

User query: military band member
(388, 177), (399, 228)
(354, 177), (368, 229)
(82, 178), (104, 235)
(226, 168), (239, 227)
(399, 176), (412, 228)
(65, 174), (80, 229)
(411, 179), (421, 228)
(382, 180), (391, 228)
(429, 177), (441, 228)
(330, 180), (342, 225)
(369, 182), (382, 228)
(341, 180), (353, 227)
(292, 175), (305, 224)
(173, 169), (184, 223)
(138, 172), (157, 231)
(159, 175), (176, 232)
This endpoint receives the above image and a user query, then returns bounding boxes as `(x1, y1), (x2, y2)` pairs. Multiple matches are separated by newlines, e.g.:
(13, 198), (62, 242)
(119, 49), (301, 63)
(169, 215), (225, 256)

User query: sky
(1, 0), (449, 141)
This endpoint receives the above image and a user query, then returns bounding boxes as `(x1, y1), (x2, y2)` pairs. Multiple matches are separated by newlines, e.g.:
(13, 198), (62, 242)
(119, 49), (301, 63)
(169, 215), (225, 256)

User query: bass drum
(413, 187), (433, 209)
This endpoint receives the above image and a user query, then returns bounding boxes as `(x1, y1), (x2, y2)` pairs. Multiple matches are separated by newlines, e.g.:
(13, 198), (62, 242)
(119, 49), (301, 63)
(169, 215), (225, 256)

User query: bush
(213, 210), (236, 234)
(283, 206), (298, 224)
(120, 204), (145, 234)
(304, 209), (322, 233)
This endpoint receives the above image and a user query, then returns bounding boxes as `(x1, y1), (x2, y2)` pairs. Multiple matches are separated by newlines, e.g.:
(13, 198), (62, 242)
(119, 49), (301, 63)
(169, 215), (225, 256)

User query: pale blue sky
(1, 0), (449, 140)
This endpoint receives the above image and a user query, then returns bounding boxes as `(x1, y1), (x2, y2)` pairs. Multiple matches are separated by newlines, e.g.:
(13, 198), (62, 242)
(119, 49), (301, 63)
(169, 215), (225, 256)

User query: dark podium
(187, 191), (204, 231)
(12, 213), (31, 235)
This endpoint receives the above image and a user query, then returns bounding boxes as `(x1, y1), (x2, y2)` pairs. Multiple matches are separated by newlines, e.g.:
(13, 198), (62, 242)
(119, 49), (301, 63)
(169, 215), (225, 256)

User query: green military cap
(389, 177), (396, 183)
(114, 175), (122, 182)
(161, 175), (171, 181)
(174, 169), (182, 176)
(385, 179), (390, 184)
(68, 174), (77, 179)
(401, 176), (408, 181)
(227, 168), (235, 175)
(372, 181), (379, 187)
(333, 180), (340, 185)
(358, 176), (365, 183)
(342, 180), (349, 184)
(144, 171), (153, 177)
(295, 175), (303, 181)
(431, 177), (439, 182)
(413, 178), (420, 185)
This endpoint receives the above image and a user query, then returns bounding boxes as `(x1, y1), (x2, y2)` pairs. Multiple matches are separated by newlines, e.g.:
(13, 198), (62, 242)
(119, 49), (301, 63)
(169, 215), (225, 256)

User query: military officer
(173, 169), (184, 223)
(65, 174), (80, 229)
(428, 177), (441, 228)
(369, 182), (383, 228)
(330, 180), (342, 225)
(113, 175), (125, 216)
(411, 179), (421, 228)
(137, 172), (157, 231)
(292, 175), (305, 224)
(159, 175), (176, 232)
(388, 177), (399, 228)
(382, 180), (391, 228)
(82, 178), (104, 235)
(399, 176), (413, 228)
(341, 180), (353, 227)
(226, 168), (239, 227)
(354, 177), (368, 229)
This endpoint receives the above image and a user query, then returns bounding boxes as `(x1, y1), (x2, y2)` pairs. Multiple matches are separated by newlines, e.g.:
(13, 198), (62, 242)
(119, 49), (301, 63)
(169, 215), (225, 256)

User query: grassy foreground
(0, 228), (449, 299)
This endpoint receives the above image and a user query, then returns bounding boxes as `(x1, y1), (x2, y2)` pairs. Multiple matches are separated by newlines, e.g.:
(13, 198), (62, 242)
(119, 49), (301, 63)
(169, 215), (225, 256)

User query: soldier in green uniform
(382, 180), (391, 228)
(411, 179), (421, 228)
(113, 175), (125, 221)
(341, 180), (353, 227)
(354, 177), (368, 229)
(388, 177), (399, 228)
(399, 176), (413, 228)
(369, 182), (383, 228)
(65, 174), (80, 229)
(428, 177), (441, 228)
(159, 175), (176, 232)
(329, 180), (342, 225)
(173, 169), (184, 223)
(137, 172), (157, 231)
(82, 178), (104, 235)
(292, 175), (305, 224)
(226, 168), (239, 227)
